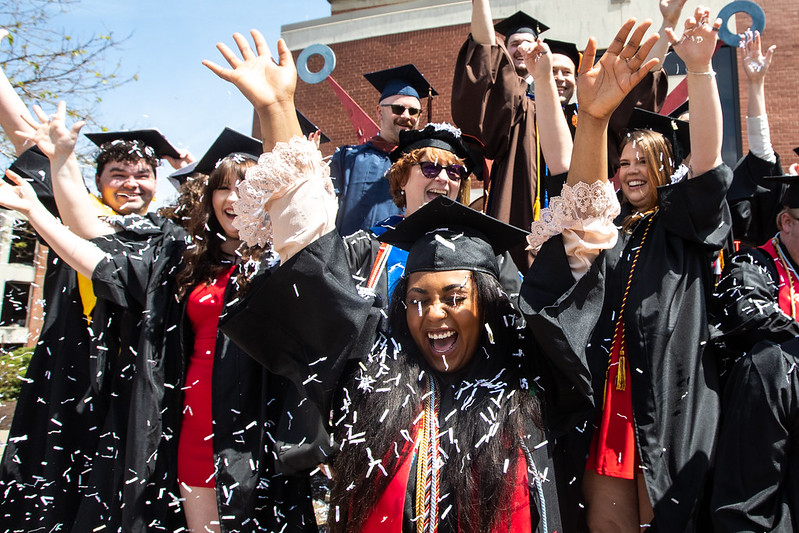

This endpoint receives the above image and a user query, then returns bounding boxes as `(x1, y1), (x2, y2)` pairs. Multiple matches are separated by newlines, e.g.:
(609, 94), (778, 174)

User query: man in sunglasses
(330, 64), (437, 236)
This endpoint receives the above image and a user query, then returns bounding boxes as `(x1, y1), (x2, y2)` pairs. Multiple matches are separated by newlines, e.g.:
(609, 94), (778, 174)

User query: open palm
(203, 30), (297, 112)
(577, 19), (660, 120)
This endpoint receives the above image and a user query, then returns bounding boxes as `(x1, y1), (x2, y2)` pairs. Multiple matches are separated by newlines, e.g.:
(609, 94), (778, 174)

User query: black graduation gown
(541, 166), (733, 532)
(711, 243), (799, 371)
(726, 151), (785, 248)
(80, 214), (316, 532)
(0, 224), (161, 532)
(711, 337), (799, 532)
(220, 228), (605, 531)
(0, 254), (101, 531)
(63, 214), (188, 532)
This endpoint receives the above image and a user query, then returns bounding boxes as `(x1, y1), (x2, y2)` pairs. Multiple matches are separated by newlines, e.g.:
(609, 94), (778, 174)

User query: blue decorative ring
(296, 44), (336, 84)
(716, 1), (766, 47)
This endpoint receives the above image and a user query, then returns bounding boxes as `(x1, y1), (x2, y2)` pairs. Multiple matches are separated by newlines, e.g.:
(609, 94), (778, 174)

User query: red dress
(177, 267), (234, 487)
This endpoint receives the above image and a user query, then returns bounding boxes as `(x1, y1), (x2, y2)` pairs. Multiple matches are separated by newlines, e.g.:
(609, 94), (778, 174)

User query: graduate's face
(619, 143), (655, 212)
(405, 270), (482, 374)
(377, 94), (422, 145)
(95, 159), (156, 215)
(779, 209), (799, 264)
(212, 175), (240, 240)
(507, 33), (536, 76)
(401, 150), (462, 216)
(551, 54), (576, 104)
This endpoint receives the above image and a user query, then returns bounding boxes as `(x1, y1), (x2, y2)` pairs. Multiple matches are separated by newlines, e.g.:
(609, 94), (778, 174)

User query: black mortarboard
(763, 175), (799, 208)
(364, 64), (438, 101)
(85, 129), (181, 159)
(379, 196), (528, 278)
(793, 147), (799, 158)
(627, 107), (691, 162)
(5, 146), (58, 217)
(169, 127), (262, 185)
(545, 38), (581, 71)
(389, 123), (477, 175)
(297, 111), (330, 144)
(494, 11), (549, 40)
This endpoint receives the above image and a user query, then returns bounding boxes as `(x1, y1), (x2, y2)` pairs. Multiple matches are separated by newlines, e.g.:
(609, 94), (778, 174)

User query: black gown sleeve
(657, 164), (733, 250)
(712, 248), (799, 351)
(518, 235), (599, 436)
(712, 338), (799, 533)
(219, 230), (383, 472)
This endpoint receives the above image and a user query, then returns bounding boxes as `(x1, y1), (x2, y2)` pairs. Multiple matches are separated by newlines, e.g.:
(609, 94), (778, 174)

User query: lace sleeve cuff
(527, 180), (620, 280)
(233, 136), (337, 255)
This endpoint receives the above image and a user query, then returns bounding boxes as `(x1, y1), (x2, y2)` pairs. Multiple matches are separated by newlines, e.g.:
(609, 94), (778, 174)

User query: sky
(47, 0), (332, 205)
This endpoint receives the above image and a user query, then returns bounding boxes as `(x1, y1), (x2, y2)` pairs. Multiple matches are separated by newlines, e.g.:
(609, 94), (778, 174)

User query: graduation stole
(606, 215), (655, 396)
(415, 374), (441, 533)
(759, 237), (799, 319)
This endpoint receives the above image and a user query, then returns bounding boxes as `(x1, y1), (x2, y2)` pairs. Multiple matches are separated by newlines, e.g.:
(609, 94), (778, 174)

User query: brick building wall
(736, 0), (799, 166)
(292, 22), (470, 159)
(291, 0), (797, 166)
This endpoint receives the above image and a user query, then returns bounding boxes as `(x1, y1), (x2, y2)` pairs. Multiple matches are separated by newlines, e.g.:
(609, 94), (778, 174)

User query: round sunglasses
(381, 104), (422, 117)
(416, 161), (468, 181)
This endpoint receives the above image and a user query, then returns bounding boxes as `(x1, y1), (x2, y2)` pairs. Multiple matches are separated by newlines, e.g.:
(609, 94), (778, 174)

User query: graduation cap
(545, 38), (581, 71)
(379, 195), (528, 278)
(364, 64), (438, 101)
(763, 174), (799, 209)
(793, 147), (799, 158)
(627, 107), (691, 162)
(494, 11), (549, 41)
(5, 146), (58, 217)
(297, 111), (330, 143)
(169, 127), (262, 185)
(389, 123), (477, 175)
(85, 129), (181, 159)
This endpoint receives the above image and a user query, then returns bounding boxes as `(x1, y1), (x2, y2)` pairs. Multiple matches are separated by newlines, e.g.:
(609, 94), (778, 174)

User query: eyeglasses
(416, 161), (468, 181)
(381, 104), (422, 117)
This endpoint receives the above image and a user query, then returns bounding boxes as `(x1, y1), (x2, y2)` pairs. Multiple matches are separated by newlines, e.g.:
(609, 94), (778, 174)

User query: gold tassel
(615, 347), (627, 391)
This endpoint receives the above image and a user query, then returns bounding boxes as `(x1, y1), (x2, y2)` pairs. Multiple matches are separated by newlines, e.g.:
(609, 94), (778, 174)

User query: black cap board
(627, 107), (691, 162)
(668, 100), (690, 120)
(378, 195), (528, 278)
(364, 64), (438, 102)
(389, 123), (477, 175)
(169, 127), (262, 184)
(793, 147), (799, 158)
(763, 174), (799, 209)
(5, 146), (58, 217)
(85, 129), (181, 159)
(494, 11), (549, 40)
(297, 111), (330, 144)
(545, 38), (581, 70)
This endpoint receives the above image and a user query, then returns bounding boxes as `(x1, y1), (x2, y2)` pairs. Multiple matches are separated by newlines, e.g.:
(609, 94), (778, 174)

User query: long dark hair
(329, 271), (542, 532)
(175, 157), (263, 298)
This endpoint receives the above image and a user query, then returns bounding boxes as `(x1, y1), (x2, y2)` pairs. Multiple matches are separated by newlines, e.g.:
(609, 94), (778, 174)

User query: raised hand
(667, 6), (721, 72)
(576, 18), (661, 120)
(741, 30), (775, 84)
(519, 39), (553, 82)
(204, 30), (300, 149)
(203, 30), (296, 113)
(660, 0), (689, 27)
(19, 101), (85, 162)
(0, 169), (39, 215)
(164, 150), (196, 170)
